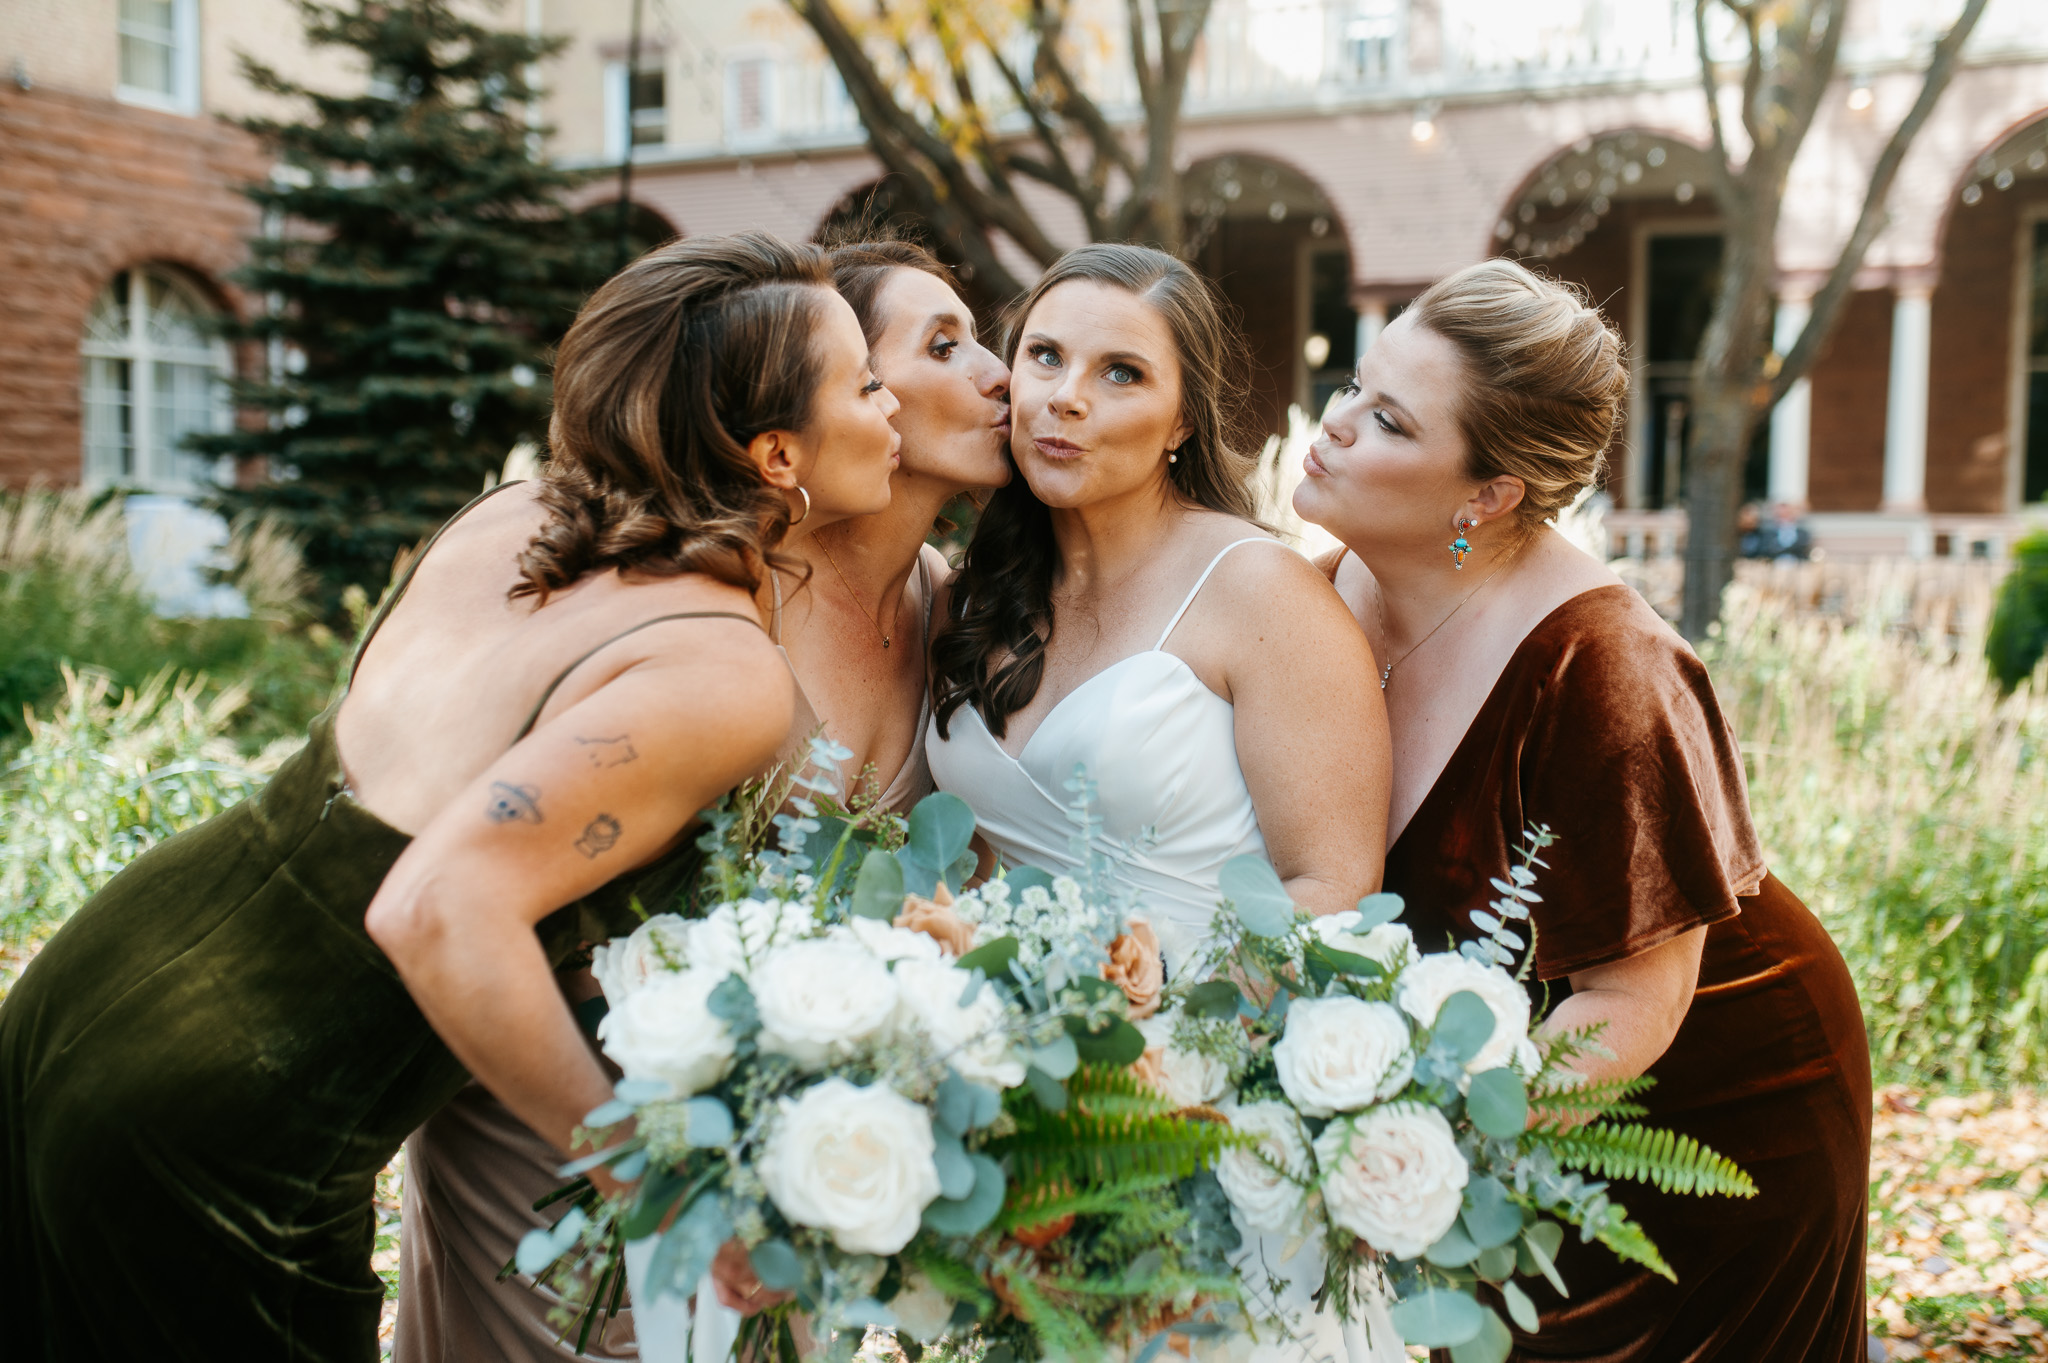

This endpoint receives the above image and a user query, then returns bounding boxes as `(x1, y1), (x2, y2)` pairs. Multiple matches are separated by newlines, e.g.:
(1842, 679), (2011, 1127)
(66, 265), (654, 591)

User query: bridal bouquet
(521, 746), (1245, 1362)
(1177, 829), (1757, 1361)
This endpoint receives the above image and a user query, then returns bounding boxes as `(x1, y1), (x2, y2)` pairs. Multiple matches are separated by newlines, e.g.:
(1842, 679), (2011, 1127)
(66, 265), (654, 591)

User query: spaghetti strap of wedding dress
(926, 536), (1406, 1363)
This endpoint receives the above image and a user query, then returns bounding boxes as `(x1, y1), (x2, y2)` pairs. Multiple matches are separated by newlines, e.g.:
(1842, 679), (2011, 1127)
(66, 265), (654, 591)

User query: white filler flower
(1310, 914), (1415, 972)
(1272, 996), (1413, 1117)
(893, 957), (1026, 1089)
(760, 1078), (943, 1255)
(1215, 1100), (1314, 1235)
(1396, 953), (1531, 1075)
(754, 938), (899, 1069)
(1135, 1011), (1231, 1108)
(597, 969), (736, 1096)
(684, 898), (808, 980)
(590, 913), (691, 1002)
(836, 916), (943, 964)
(1313, 1105), (1470, 1260)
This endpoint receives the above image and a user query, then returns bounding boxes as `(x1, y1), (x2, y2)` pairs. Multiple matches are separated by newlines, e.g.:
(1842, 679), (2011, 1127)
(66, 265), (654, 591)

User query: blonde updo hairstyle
(1406, 259), (1627, 530)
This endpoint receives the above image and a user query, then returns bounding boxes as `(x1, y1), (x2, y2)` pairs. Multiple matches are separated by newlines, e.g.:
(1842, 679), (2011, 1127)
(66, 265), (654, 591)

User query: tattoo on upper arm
(486, 781), (544, 824)
(575, 814), (623, 859)
(576, 735), (639, 768)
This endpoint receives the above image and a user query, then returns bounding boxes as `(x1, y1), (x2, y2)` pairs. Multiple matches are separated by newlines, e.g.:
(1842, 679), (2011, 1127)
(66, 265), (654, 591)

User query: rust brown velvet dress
(1383, 585), (1871, 1363)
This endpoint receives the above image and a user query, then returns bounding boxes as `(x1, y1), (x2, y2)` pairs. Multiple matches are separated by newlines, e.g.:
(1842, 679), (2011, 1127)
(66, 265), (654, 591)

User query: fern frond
(994, 1065), (1245, 1191)
(905, 1243), (993, 1311)
(998, 1264), (1105, 1361)
(1543, 1123), (1758, 1198)
(1527, 1074), (1656, 1117)
(998, 1175), (1179, 1231)
(1575, 1202), (1676, 1282)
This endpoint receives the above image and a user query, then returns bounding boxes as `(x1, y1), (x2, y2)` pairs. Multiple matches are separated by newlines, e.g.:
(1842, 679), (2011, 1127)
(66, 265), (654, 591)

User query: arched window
(79, 267), (232, 492)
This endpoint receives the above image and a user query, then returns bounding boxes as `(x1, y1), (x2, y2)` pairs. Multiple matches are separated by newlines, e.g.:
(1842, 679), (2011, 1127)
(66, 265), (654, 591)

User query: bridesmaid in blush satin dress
(1298, 259), (1870, 1361)
(927, 243), (1401, 1361)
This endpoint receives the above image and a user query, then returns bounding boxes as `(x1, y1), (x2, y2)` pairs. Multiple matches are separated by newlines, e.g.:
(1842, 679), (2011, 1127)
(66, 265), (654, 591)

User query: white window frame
(724, 52), (779, 147)
(2009, 201), (2048, 509)
(1626, 216), (1726, 510)
(115, 0), (201, 116)
(79, 267), (233, 494)
(603, 57), (669, 161)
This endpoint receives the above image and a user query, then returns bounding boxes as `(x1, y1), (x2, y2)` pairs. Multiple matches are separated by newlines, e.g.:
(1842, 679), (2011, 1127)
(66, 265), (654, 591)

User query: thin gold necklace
(818, 536), (894, 650)
(1375, 534), (1529, 690)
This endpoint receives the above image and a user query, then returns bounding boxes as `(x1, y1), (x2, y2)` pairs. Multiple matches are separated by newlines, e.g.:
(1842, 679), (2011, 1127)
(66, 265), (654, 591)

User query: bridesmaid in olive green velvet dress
(0, 231), (901, 1363)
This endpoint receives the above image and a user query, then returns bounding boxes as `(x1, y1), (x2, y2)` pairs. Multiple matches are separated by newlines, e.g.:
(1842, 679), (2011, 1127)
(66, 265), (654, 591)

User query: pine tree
(196, 0), (606, 610)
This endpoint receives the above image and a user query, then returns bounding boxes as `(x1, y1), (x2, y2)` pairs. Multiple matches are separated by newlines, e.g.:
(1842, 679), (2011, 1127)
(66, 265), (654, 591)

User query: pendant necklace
(819, 536), (894, 650)
(1375, 534), (1529, 690)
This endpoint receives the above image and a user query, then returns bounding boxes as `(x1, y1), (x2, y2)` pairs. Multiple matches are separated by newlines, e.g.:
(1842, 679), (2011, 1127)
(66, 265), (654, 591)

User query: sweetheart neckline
(963, 649), (1226, 765)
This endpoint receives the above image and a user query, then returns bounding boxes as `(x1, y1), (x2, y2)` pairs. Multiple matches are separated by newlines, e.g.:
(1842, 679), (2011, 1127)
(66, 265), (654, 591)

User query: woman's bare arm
(1199, 545), (1392, 915)
(365, 622), (792, 1165)
(1540, 925), (1707, 1086)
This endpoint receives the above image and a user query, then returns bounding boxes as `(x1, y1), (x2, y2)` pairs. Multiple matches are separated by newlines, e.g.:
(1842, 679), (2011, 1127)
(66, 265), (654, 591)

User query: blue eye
(1032, 345), (1060, 368)
(1107, 364), (1139, 385)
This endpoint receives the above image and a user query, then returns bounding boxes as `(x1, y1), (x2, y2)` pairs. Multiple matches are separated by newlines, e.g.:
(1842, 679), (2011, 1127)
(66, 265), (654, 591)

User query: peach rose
(895, 881), (977, 958)
(1103, 919), (1163, 1020)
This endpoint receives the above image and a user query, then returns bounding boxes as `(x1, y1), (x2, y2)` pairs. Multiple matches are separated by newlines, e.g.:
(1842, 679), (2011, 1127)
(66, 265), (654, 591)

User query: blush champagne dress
(927, 537), (1405, 1363)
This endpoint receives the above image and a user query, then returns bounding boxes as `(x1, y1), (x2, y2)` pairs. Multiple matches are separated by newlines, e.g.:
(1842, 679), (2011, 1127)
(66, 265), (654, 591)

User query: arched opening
(79, 264), (232, 493)
(813, 177), (1011, 322)
(1492, 132), (1756, 512)
(1931, 111), (2048, 511)
(576, 200), (681, 276)
(1182, 155), (1354, 439)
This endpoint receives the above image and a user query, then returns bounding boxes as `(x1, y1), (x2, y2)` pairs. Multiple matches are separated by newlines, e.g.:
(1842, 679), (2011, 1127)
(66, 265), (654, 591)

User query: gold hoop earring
(790, 486), (811, 527)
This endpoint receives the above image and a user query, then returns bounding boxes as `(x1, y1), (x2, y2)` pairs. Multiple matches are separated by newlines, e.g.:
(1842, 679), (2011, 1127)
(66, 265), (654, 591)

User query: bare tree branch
(1693, 1), (1737, 200)
(1773, 0), (1992, 403)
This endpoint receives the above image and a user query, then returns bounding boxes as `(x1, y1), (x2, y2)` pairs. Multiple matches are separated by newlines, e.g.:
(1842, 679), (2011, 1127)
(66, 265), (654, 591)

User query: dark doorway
(1641, 233), (1768, 507)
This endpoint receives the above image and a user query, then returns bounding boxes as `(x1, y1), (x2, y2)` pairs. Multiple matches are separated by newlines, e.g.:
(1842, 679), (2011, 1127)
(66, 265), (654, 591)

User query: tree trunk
(1679, 381), (1762, 641)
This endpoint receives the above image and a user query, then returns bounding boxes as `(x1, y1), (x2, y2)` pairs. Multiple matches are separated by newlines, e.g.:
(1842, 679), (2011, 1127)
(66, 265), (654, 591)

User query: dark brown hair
(1408, 259), (1627, 528)
(931, 243), (1259, 739)
(825, 238), (953, 346)
(514, 231), (835, 601)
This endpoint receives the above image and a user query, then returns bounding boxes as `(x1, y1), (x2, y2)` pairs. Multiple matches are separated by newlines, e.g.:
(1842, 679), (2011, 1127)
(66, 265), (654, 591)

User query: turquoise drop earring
(1449, 519), (1472, 569)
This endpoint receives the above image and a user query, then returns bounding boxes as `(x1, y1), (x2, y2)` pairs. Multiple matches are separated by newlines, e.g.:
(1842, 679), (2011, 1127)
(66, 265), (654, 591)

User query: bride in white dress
(925, 244), (1402, 1363)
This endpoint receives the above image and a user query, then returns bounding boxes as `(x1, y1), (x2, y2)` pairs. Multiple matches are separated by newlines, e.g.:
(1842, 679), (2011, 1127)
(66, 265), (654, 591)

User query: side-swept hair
(514, 231), (834, 602)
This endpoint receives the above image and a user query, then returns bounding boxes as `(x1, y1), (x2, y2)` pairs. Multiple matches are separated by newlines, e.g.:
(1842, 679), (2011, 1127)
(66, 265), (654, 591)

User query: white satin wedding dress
(927, 538), (1405, 1363)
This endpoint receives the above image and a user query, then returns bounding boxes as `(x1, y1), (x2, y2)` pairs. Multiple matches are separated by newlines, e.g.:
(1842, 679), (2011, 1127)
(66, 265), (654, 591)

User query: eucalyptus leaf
(1352, 892), (1405, 931)
(933, 1132), (976, 1199)
(706, 975), (758, 1035)
(1304, 942), (1380, 979)
(897, 850), (941, 897)
(1184, 980), (1244, 1019)
(804, 816), (851, 892)
(1461, 1176), (1522, 1250)
(1501, 1279), (1539, 1332)
(1025, 1065), (1067, 1112)
(1003, 866), (1054, 897)
(1424, 1222), (1480, 1267)
(1124, 1249), (1163, 1288)
(750, 1239), (804, 1292)
(966, 1080), (1003, 1129)
(1518, 1220), (1569, 1296)
(908, 792), (976, 868)
(956, 936), (1020, 978)
(1466, 1068), (1529, 1138)
(1029, 1035), (1079, 1079)
(647, 1194), (731, 1302)
(1447, 1307), (1512, 1363)
(920, 1154), (1006, 1235)
(935, 1074), (975, 1138)
(851, 849), (906, 920)
(620, 1166), (689, 1241)
(1387, 1286), (1484, 1346)
(946, 849), (979, 893)
(838, 1298), (899, 1330)
(1433, 990), (1497, 1064)
(1065, 1015), (1147, 1066)
(1219, 855), (1297, 937)
(557, 1141), (635, 1178)
(582, 1098), (635, 1129)
(613, 1077), (674, 1105)
(611, 1148), (649, 1181)
(684, 1096), (735, 1148)
(1474, 1243), (1518, 1283)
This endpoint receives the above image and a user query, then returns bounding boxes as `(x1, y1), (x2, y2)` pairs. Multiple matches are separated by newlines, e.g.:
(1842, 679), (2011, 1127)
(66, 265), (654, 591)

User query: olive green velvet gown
(0, 488), (747, 1362)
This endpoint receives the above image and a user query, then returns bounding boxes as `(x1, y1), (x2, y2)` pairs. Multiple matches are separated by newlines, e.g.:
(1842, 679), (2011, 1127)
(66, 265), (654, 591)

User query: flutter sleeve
(1513, 616), (1765, 981)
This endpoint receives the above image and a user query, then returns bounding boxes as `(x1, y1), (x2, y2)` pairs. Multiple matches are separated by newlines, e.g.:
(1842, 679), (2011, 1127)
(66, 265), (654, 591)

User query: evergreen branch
(1542, 1122), (1758, 1198)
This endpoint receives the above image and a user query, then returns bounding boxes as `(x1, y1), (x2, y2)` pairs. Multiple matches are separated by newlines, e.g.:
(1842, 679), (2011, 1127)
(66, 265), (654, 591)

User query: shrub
(1986, 531), (2048, 693)
(0, 667), (282, 967)
(1705, 566), (2048, 1087)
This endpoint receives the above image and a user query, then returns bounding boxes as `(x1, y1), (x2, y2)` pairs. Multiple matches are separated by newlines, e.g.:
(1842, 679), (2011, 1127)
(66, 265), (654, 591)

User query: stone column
(1768, 290), (1812, 507)
(1883, 278), (1934, 514)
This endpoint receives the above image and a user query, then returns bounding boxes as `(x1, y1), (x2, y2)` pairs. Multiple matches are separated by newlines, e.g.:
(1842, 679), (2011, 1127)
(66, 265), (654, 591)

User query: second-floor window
(604, 59), (667, 159)
(726, 56), (776, 144)
(117, 0), (199, 114)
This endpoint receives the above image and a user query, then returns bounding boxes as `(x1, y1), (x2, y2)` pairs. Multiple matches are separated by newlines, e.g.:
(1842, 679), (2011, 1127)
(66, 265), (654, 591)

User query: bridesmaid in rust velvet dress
(1297, 259), (1871, 1361)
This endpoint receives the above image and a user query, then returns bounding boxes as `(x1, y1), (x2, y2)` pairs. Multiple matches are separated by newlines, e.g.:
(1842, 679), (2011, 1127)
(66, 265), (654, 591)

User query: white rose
(1395, 953), (1531, 1075)
(892, 958), (1026, 1089)
(1313, 1105), (1469, 1260)
(888, 1271), (955, 1343)
(837, 916), (944, 964)
(1309, 914), (1414, 974)
(685, 898), (808, 979)
(596, 969), (735, 1096)
(760, 1078), (942, 1255)
(1134, 1011), (1231, 1108)
(590, 913), (692, 1002)
(1272, 997), (1413, 1117)
(754, 938), (899, 1069)
(1215, 1100), (1313, 1236)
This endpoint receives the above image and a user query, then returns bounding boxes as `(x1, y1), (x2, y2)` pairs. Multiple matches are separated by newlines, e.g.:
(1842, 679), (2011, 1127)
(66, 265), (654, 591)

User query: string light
(1955, 117), (2048, 209)
(1500, 131), (1706, 261)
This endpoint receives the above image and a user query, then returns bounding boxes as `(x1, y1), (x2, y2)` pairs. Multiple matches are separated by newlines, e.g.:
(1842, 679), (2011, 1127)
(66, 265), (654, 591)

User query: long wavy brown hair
(931, 244), (1260, 740)
(513, 232), (834, 602)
